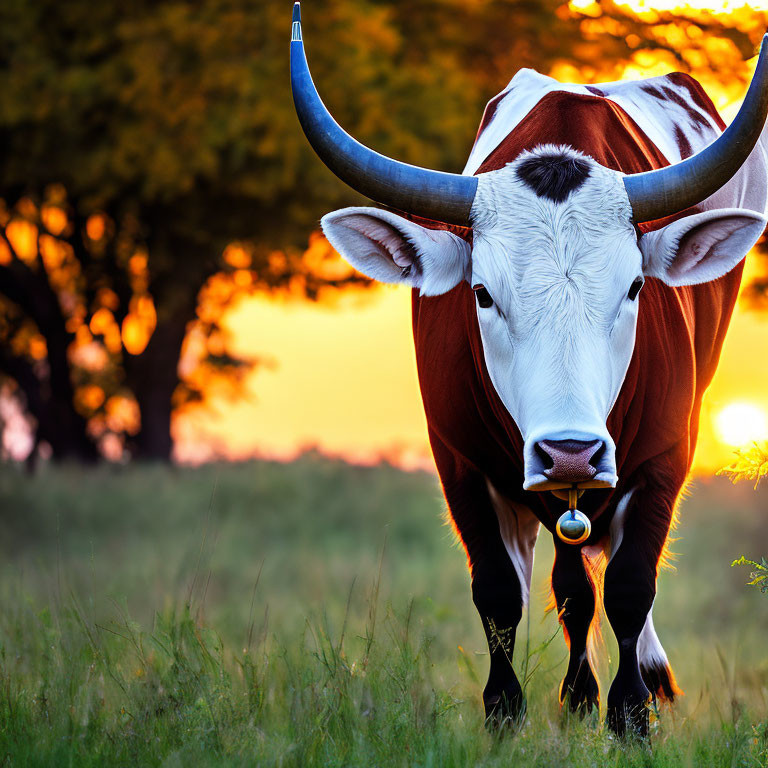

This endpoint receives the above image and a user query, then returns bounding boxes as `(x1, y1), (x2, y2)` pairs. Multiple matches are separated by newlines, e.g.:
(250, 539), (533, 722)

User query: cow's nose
(534, 439), (604, 484)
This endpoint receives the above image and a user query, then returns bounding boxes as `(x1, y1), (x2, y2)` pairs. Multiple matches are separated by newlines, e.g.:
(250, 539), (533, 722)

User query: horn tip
(757, 32), (768, 58)
(291, 3), (302, 43)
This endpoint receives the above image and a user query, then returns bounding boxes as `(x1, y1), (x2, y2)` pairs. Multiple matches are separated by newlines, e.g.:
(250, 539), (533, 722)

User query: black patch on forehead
(515, 151), (592, 203)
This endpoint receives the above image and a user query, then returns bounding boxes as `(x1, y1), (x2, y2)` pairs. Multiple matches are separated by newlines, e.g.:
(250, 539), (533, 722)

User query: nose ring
(555, 488), (591, 545)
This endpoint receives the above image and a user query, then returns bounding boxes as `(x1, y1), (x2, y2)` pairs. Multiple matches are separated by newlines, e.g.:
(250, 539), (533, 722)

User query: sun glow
(714, 402), (768, 447)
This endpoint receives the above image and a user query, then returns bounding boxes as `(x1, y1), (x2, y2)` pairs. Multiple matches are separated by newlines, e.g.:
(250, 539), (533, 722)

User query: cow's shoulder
(591, 72), (723, 161)
(465, 69), (723, 175)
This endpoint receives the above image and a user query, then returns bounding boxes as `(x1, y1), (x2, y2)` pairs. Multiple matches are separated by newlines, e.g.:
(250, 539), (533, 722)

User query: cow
(290, 2), (768, 736)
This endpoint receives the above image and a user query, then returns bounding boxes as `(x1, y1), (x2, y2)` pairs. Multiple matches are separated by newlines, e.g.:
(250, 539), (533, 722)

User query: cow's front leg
(445, 473), (536, 729)
(603, 486), (674, 737)
(472, 554), (525, 728)
(604, 558), (653, 736)
(551, 543), (599, 714)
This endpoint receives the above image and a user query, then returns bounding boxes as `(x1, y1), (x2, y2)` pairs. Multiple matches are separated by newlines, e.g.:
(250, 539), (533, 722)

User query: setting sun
(715, 402), (768, 447)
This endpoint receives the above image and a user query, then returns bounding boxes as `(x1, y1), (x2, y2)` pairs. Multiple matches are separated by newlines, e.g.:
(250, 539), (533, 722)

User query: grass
(0, 455), (766, 765)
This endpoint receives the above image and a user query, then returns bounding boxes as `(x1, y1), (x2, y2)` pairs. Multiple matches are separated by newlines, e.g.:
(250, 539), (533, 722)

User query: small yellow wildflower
(717, 442), (768, 489)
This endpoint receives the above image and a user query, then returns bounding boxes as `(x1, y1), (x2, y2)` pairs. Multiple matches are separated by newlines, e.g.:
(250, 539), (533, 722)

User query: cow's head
(290, 2), (768, 491)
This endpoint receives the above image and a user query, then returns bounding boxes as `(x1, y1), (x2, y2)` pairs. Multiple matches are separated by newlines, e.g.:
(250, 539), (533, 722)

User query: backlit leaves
(731, 555), (768, 593)
(718, 443), (768, 489)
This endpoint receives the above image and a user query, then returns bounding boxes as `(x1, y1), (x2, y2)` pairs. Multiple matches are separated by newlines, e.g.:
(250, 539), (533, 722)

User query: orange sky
(175, 285), (434, 471)
(175, 256), (768, 476)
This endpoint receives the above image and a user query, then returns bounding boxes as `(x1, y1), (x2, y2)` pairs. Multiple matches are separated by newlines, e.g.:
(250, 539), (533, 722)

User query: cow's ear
(321, 207), (471, 296)
(639, 208), (767, 287)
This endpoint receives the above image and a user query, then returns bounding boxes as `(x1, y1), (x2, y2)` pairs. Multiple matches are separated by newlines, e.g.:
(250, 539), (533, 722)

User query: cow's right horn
(290, 2), (478, 227)
(624, 34), (768, 223)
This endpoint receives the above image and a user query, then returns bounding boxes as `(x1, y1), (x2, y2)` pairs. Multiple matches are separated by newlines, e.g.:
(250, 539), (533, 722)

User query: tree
(0, 1), (385, 460)
(0, 187), (362, 461)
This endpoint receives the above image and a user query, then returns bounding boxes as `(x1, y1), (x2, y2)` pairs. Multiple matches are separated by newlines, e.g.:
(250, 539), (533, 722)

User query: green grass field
(0, 457), (765, 766)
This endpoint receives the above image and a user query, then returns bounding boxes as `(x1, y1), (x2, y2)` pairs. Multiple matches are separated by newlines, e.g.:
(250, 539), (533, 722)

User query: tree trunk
(0, 249), (99, 464)
(124, 299), (197, 462)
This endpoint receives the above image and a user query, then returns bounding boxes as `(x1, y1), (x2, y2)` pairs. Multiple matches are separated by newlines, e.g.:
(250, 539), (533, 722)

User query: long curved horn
(625, 34), (768, 223)
(290, 2), (478, 226)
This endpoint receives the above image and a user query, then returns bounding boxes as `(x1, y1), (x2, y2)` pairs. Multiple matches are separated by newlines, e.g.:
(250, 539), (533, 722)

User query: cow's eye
(627, 277), (644, 301)
(473, 284), (494, 308)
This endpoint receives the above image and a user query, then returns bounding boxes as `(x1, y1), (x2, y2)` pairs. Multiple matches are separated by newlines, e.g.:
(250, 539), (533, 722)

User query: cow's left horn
(290, 2), (478, 226)
(624, 34), (768, 223)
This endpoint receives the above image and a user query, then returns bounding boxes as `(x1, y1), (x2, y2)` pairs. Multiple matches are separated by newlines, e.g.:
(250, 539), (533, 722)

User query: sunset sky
(175, 257), (768, 476)
(176, 0), (768, 477)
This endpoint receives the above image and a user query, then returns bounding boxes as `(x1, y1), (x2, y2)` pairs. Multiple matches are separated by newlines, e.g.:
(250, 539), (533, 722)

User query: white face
(469, 154), (640, 489)
(321, 145), (766, 492)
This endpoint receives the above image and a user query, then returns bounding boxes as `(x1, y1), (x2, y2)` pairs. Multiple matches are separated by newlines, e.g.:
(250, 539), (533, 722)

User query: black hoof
(484, 683), (525, 733)
(607, 666), (651, 738)
(607, 699), (650, 738)
(560, 661), (600, 715)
